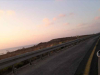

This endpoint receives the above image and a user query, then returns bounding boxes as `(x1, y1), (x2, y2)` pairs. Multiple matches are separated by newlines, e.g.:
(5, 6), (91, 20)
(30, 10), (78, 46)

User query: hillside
(0, 35), (89, 60)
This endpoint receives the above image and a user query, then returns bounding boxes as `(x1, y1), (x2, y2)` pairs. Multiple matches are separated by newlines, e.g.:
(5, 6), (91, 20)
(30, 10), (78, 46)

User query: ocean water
(0, 44), (34, 55)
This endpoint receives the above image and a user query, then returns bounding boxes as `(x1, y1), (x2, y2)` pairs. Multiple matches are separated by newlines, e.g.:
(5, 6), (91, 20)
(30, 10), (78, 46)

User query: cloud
(0, 10), (15, 17)
(64, 23), (70, 25)
(77, 23), (87, 26)
(42, 14), (66, 26)
(53, 13), (75, 21)
(58, 14), (66, 17)
(6, 10), (15, 16)
(0, 10), (15, 20)
(95, 16), (100, 20)
(43, 18), (50, 24)
(53, 14), (66, 21)
(53, 17), (57, 21)
(43, 18), (53, 25)
(69, 13), (75, 16)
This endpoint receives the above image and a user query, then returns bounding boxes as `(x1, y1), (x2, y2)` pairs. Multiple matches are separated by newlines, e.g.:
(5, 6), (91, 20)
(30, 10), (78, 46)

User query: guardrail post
(12, 65), (16, 75)
(48, 52), (50, 56)
(29, 59), (32, 65)
(55, 49), (58, 52)
(40, 55), (43, 59)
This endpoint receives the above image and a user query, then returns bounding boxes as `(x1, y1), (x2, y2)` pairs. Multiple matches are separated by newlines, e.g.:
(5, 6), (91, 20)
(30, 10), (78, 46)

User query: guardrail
(0, 34), (99, 74)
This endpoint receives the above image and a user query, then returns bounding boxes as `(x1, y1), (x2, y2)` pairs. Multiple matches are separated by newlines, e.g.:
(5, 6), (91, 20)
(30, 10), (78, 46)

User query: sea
(0, 44), (34, 55)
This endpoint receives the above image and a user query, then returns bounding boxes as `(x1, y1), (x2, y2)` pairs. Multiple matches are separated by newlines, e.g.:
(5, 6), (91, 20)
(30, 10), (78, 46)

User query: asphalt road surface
(9, 36), (99, 75)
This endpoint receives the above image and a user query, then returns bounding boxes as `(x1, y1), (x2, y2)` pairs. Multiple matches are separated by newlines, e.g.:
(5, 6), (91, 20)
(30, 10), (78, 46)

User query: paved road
(9, 36), (99, 75)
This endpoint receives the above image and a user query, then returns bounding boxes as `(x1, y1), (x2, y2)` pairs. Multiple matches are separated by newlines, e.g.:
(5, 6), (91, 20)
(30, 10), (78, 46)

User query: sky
(0, 0), (100, 50)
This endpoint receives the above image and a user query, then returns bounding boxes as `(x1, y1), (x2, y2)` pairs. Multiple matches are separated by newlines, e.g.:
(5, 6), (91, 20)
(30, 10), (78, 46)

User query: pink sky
(0, 0), (100, 50)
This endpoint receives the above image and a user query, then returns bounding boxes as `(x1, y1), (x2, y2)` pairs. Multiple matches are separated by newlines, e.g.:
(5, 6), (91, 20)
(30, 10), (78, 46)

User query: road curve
(9, 36), (99, 75)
